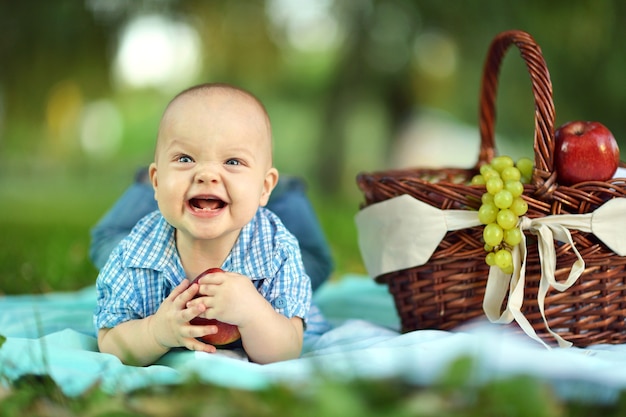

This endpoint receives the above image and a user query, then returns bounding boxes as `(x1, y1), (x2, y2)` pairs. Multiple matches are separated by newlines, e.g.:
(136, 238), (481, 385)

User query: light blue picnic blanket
(2, 274), (626, 403)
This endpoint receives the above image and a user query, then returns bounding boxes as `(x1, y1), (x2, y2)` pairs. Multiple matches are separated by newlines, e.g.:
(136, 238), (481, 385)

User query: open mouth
(189, 197), (226, 211)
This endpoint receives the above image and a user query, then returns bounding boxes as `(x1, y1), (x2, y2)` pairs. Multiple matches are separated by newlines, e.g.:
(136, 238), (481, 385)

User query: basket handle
(478, 30), (557, 197)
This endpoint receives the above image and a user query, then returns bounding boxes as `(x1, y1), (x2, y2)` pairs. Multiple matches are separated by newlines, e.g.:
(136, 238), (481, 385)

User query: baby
(94, 83), (314, 365)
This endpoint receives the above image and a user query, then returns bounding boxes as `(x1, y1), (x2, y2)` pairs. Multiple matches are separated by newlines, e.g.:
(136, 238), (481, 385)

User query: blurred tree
(2, 0), (626, 195)
(178, 1), (283, 86)
(313, 0), (420, 193)
(0, 1), (111, 151)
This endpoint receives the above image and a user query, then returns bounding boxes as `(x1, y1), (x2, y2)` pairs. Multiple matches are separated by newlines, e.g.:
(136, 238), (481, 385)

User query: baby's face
(149, 89), (278, 246)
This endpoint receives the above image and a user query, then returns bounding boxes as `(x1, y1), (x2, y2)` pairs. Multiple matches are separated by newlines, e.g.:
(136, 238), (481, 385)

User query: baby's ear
(148, 163), (159, 199)
(260, 167), (279, 206)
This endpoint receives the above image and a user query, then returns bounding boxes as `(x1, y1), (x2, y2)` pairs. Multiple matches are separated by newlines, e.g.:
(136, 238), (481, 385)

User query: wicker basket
(356, 29), (626, 347)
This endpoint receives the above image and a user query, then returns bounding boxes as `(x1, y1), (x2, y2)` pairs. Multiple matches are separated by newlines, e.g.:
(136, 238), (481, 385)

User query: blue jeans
(89, 174), (334, 291)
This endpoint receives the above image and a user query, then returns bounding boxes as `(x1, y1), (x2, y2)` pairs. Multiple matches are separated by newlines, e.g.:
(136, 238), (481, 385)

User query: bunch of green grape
(470, 156), (533, 273)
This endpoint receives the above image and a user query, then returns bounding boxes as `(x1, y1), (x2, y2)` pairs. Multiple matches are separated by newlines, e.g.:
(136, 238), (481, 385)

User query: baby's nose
(194, 164), (219, 183)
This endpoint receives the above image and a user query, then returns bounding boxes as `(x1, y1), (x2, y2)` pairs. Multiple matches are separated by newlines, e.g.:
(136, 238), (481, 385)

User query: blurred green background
(2, 0), (626, 294)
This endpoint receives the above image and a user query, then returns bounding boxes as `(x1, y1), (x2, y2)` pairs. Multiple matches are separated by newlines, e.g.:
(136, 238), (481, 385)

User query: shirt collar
(122, 209), (280, 282)
(122, 212), (184, 280)
(222, 209), (280, 280)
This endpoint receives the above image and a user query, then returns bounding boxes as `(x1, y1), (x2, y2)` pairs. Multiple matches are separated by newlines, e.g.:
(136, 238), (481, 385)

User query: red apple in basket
(554, 120), (619, 185)
(189, 267), (241, 346)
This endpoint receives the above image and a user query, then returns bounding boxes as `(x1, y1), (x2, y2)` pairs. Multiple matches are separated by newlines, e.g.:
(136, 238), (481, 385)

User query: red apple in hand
(554, 120), (620, 185)
(189, 267), (241, 346)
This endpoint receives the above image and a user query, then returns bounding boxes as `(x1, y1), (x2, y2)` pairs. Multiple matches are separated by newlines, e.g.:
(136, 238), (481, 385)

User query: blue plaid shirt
(94, 208), (314, 331)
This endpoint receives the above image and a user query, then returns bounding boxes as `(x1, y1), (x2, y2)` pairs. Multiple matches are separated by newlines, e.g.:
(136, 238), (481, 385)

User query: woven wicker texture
(356, 30), (626, 347)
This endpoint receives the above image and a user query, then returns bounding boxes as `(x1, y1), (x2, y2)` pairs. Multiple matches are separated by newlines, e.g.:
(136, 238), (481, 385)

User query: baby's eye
(225, 159), (241, 166)
(177, 155), (194, 163)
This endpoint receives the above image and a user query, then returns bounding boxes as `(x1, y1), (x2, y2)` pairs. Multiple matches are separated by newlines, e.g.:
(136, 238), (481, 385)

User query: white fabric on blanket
(1, 275), (626, 404)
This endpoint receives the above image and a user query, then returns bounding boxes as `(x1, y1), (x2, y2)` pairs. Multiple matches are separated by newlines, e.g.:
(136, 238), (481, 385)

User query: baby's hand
(149, 279), (218, 353)
(189, 270), (266, 328)
(187, 269), (304, 363)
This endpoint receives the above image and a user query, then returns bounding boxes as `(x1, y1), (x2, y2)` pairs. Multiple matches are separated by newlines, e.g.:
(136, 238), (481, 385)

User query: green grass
(2, 165), (626, 415)
(0, 221), (97, 294)
(0, 165), (125, 294)
(2, 354), (626, 416)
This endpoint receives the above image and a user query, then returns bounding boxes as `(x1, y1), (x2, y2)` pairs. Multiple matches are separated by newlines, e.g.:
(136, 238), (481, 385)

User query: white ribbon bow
(355, 194), (626, 347)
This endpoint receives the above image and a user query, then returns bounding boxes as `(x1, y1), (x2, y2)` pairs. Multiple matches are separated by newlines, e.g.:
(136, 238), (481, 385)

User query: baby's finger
(184, 338), (217, 354)
(171, 281), (200, 309)
(187, 322), (218, 339)
(166, 279), (190, 300)
(199, 270), (226, 285)
(181, 301), (208, 323)
(185, 291), (215, 311)
(182, 323), (218, 353)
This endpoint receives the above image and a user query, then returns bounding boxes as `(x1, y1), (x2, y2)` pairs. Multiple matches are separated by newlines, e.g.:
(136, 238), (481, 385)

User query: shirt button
(273, 296), (287, 309)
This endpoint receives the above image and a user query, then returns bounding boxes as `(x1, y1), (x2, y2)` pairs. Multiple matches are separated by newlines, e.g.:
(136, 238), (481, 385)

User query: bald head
(155, 83), (273, 165)
(166, 83), (270, 123)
